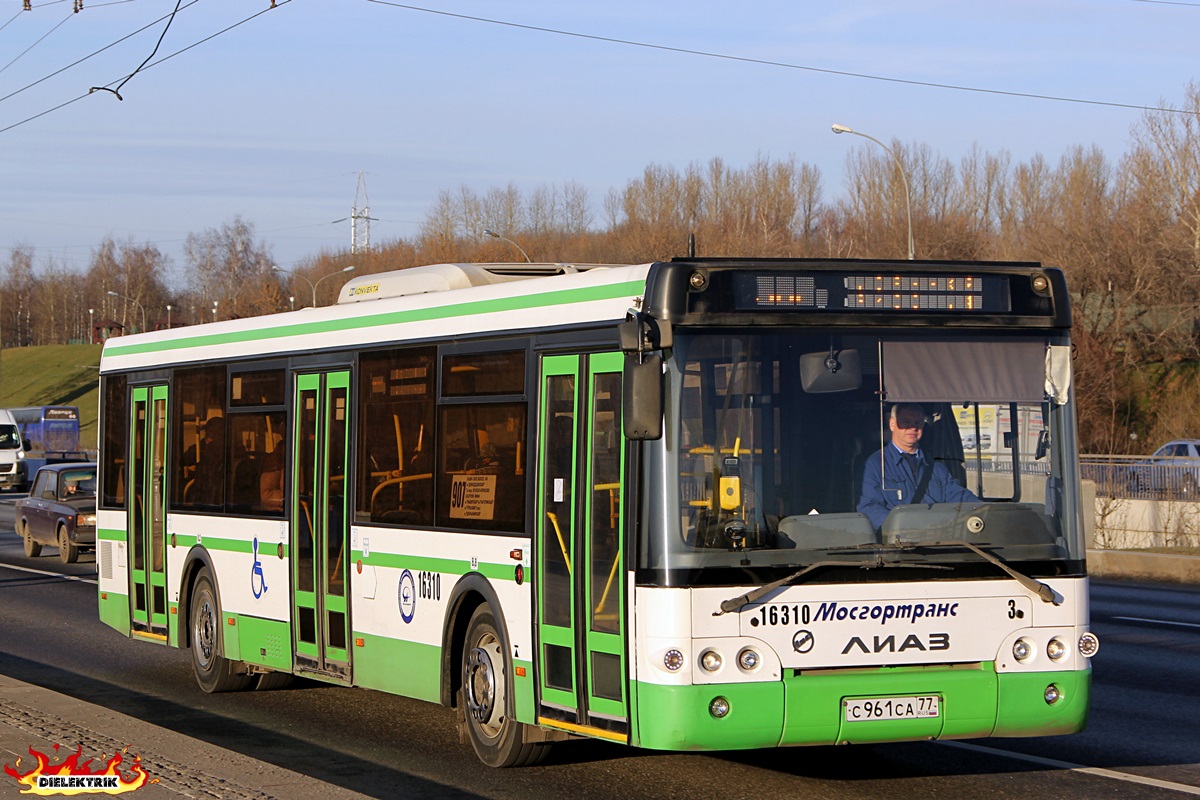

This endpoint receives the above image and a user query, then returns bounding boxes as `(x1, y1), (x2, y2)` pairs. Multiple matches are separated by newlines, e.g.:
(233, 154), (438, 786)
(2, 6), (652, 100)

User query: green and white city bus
(97, 258), (1098, 766)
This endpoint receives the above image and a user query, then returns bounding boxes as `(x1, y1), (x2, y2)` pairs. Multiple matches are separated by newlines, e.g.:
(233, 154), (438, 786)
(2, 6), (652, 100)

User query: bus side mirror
(620, 312), (669, 441)
(623, 353), (663, 440)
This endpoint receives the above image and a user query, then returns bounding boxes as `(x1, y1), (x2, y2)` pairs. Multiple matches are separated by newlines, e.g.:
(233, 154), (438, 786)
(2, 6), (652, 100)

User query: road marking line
(1113, 615), (1200, 630)
(939, 740), (1200, 795)
(0, 562), (97, 585)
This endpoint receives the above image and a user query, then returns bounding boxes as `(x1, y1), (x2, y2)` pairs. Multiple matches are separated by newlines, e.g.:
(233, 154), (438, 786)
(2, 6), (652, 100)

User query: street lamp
(832, 123), (915, 260)
(88, 308), (94, 344)
(273, 265), (355, 307)
(482, 229), (532, 263)
(106, 290), (146, 333)
(166, 304), (172, 329)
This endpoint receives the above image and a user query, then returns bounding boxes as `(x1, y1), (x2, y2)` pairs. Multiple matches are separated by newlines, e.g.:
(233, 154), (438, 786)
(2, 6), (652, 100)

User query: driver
(858, 403), (979, 530)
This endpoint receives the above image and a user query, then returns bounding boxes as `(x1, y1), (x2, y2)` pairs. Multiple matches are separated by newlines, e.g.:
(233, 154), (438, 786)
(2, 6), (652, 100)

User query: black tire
(253, 671), (295, 691)
(459, 605), (549, 768)
(22, 522), (41, 558)
(58, 525), (78, 564)
(189, 569), (252, 693)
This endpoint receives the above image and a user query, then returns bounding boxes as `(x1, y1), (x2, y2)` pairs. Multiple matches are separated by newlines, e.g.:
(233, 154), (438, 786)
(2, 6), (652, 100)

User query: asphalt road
(0, 497), (1197, 799)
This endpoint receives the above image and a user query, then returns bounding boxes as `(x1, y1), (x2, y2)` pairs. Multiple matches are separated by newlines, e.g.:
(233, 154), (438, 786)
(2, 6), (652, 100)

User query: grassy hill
(0, 344), (102, 451)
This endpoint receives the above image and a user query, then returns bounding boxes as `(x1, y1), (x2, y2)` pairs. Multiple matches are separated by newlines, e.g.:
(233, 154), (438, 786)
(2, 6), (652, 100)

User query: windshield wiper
(887, 539), (1060, 605)
(713, 556), (949, 616)
(713, 537), (1059, 616)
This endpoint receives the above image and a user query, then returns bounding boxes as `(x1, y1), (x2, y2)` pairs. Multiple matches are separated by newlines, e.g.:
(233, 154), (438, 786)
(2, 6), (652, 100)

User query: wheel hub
(465, 645), (497, 725)
(195, 598), (215, 667)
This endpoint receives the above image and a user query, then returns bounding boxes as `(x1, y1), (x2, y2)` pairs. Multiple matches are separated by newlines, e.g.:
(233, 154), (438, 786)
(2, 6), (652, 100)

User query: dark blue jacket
(858, 444), (979, 530)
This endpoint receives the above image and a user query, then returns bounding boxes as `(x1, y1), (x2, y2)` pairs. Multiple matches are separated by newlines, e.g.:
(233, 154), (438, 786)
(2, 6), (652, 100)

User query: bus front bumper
(632, 663), (1090, 751)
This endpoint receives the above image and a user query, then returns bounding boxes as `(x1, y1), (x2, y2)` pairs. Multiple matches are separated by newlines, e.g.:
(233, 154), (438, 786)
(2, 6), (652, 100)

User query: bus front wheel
(459, 605), (548, 767)
(189, 569), (251, 693)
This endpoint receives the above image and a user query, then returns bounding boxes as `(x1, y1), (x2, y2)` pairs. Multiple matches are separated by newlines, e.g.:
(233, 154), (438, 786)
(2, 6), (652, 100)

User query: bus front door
(129, 384), (169, 640)
(292, 371), (352, 681)
(535, 352), (628, 741)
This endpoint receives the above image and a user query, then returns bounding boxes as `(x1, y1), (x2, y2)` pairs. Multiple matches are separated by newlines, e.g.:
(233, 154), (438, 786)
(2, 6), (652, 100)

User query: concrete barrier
(1087, 549), (1200, 584)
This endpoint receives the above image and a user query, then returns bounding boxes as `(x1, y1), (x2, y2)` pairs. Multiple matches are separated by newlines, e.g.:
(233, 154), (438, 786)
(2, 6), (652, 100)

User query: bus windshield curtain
(881, 340), (1047, 403)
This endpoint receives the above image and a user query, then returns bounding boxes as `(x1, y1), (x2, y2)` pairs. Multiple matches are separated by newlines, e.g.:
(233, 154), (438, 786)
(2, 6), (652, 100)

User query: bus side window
(355, 348), (436, 526)
(436, 350), (527, 533)
(172, 366), (227, 512)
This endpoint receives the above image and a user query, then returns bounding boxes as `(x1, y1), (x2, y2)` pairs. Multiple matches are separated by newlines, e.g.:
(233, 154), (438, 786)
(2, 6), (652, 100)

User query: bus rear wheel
(190, 569), (252, 693)
(459, 605), (548, 767)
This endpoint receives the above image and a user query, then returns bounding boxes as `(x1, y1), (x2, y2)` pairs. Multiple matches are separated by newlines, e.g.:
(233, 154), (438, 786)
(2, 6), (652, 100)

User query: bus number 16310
(750, 604), (811, 627)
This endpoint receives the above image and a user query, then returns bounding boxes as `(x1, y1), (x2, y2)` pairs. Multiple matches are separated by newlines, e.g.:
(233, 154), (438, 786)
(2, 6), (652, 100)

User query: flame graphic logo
(4, 743), (156, 795)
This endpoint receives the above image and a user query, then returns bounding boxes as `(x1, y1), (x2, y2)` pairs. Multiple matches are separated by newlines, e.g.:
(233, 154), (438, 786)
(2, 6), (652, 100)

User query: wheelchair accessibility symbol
(251, 537), (268, 599)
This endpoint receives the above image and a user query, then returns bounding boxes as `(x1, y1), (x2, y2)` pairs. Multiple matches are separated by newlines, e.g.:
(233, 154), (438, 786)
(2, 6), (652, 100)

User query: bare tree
(185, 217), (276, 318)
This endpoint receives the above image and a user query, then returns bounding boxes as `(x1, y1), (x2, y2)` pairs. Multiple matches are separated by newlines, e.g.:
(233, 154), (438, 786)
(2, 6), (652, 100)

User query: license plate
(844, 695), (940, 722)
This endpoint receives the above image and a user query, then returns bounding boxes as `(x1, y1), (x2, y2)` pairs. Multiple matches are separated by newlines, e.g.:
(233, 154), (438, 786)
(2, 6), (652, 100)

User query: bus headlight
(700, 650), (722, 672)
(1013, 638), (1033, 662)
(1044, 684), (1061, 705)
(663, 649), (685, 672)
(1046, 637), (1067, 661)
(1078, 632), (1100, 658)
(737, 648), (760, 671)
(709, 697), (730, 718)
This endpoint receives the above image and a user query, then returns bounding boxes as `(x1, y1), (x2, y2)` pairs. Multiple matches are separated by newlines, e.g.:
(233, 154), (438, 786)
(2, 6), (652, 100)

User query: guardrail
(1080, 455), (1200, 501)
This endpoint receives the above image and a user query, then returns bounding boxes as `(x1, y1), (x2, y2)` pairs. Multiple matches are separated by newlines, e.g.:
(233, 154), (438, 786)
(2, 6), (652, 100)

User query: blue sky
(0, 0), (1195, 281)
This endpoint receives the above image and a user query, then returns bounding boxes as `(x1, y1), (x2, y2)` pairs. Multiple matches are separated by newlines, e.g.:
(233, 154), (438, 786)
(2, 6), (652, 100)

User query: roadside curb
(1087, 549), (1200, 585)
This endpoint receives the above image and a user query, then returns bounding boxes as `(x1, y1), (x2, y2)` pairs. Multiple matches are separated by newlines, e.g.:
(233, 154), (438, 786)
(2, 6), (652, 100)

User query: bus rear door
(292, 370), (352, 681)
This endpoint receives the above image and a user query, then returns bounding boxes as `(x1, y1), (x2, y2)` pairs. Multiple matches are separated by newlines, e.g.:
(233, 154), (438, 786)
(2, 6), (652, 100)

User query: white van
(0, 409), (28, 491)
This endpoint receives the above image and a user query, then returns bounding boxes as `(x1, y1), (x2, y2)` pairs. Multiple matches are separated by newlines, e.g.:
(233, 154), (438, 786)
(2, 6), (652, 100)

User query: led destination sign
(732, 272), (1012, 314)
(844, 274), (981, 310)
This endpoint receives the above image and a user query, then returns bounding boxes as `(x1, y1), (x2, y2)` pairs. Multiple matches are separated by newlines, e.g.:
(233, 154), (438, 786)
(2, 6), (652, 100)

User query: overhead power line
(0, 1), (201, 107)
(0, 0), (291, 134)
(366, 0), (1195, 115)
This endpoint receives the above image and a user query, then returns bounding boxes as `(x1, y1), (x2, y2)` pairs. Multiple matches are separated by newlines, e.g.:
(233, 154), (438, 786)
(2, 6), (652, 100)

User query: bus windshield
(644, 328), (1081, 584)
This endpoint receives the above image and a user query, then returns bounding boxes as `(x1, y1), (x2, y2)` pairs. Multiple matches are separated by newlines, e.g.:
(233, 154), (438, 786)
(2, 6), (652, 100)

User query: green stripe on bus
(356, 551), (519, 582)
(170, 535), (289, 558)
(98, 589), (130, 633)
(232, 614), (292, 671)
(351, 632), (441, 703)
(103, 280), (645, 359)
